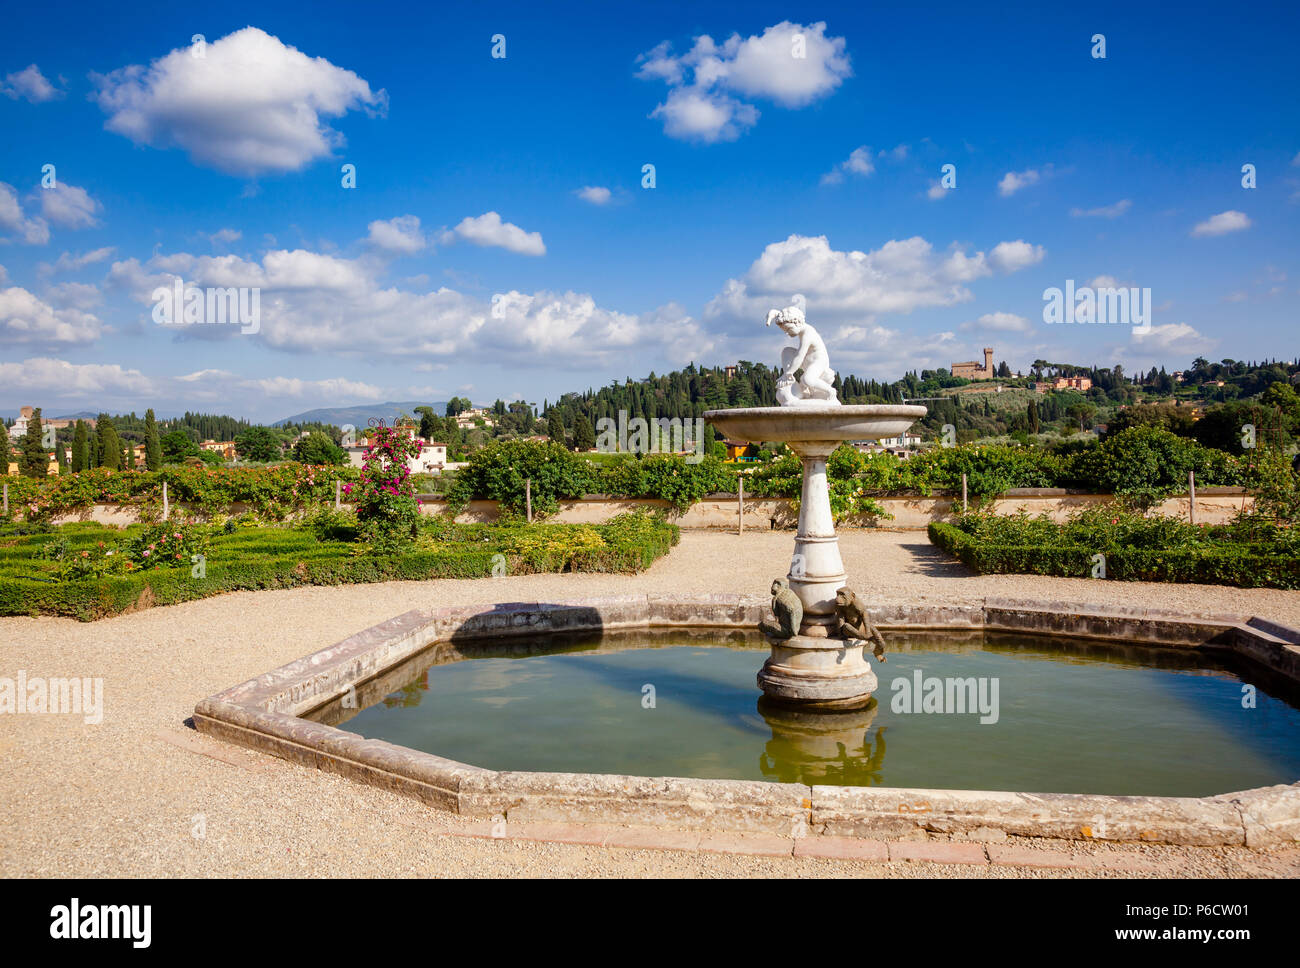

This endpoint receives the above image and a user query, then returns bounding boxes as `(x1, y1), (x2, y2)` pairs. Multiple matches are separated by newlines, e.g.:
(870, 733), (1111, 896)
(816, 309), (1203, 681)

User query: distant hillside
(272, 400), (449, 428)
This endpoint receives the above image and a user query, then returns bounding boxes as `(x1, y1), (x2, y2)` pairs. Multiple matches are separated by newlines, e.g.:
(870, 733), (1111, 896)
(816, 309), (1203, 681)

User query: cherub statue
(834, 587), (887, 662)
(759, 577), (803, 640)
(766, 305), (840, 406)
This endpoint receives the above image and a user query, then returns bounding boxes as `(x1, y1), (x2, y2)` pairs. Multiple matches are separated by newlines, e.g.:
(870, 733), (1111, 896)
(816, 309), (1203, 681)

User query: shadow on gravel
(898, 542), (974, 578)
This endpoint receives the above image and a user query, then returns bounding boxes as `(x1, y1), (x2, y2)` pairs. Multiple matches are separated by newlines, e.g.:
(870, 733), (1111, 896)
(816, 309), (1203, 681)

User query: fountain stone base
(703, 404), (928, 711)
(758, 634), (878, 710)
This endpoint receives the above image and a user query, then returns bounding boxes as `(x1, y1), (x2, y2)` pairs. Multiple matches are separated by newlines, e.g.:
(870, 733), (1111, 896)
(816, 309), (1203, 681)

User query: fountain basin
(193, 595), (1300, 846)
(703, 404), (927, 451)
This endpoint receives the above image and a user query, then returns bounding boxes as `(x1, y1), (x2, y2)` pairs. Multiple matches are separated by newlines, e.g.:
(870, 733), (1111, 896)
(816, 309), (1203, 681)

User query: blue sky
(1, 0), (1297, 421)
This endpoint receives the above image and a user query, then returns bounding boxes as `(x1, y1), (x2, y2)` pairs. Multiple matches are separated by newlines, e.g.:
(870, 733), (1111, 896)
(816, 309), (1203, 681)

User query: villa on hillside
(951, 348), (995, 380)
(345, 426), (447, 474)
(1034, 376), (1093, 393)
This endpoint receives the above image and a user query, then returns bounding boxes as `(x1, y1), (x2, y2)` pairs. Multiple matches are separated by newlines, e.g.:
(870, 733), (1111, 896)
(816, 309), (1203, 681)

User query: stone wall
(50, 488), (1250, 530)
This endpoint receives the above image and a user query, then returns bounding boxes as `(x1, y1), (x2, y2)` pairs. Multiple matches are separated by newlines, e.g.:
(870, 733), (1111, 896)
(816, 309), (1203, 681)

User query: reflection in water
(309, 627), (1300, 797)
(758, 698), (887, 786)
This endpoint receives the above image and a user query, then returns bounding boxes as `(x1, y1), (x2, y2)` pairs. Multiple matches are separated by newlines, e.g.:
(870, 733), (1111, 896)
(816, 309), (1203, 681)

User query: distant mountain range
(272, 401), (450, 428)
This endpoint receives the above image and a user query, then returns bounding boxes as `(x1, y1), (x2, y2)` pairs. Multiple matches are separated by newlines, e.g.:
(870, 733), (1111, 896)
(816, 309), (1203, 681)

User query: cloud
(960, 311), (1032, 334)
(988, 240), (1046, 272)
(45, 281), (102, 311)
(638, 21), (850, 142)
(90, 26), (387, 176)
(998, 168), (1040, 196)
(442, 212), (545, 256)
(208, 228), (241, 246)
(2, 64), (62, 102)
(1130, 322), (1216, 354)
(820, 146), (874, 185)
(0, 183), (49, 244)
(1191, 210), (1252, 237)
(575, 186), (612, 205)
(648, 87), (758, 143)
(926, 181), (949, 200)
(1071, 199), (1131, 218)
(0, 358), (150, 395)
(365, 215), (426, 253)
(107, 246), (707, 369)
(37, 247), (116, 276)
(703, 233), (1040, 329)
(0, 285), (104, 344)
(36, 183), (101, 229)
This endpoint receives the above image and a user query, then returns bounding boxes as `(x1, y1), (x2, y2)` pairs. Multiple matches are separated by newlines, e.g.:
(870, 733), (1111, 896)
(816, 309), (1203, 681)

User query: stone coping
(193, 595), (1300, 848)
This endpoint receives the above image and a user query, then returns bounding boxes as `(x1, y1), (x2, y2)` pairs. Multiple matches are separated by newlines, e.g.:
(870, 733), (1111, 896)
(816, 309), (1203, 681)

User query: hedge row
(927, 522), (1300, 589)
(0, 517), (680, 621)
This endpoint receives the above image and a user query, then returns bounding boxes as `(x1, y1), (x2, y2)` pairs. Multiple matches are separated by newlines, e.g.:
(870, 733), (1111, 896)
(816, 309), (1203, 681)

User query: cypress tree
(573, 415), (595, 452)
(144, 409), (162, 470)
(20, 408), (48, 478)
(98, 417), (122, 470)
(72, 420), (88, 472)
(0, 420), (10, 474)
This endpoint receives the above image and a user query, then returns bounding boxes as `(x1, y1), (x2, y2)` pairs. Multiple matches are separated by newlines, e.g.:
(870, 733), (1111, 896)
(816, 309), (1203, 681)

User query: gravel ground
(2, 529), (1298, 879)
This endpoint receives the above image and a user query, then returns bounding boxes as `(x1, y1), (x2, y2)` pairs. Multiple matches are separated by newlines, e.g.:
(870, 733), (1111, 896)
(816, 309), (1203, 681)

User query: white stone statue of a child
(766, 306), (840, 406)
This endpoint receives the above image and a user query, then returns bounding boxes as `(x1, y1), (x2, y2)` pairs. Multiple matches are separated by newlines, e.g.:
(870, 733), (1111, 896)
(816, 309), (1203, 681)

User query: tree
(235, 426), (282, 462)
(293, 430), (347, 465)
(0, 420), (9, 474)
(20, 408), (49, 478)
(97, 417), (122, 470)
(1026, 400), (1040, 435)
(71, 420), (88, 471)
(445, 396), (473, 417)
(144, 409), (162, 470)
(160, 430), (200, 463)
(1066, 402), (1097, 431)
(573, 415), (595, 452)
(415, 406), (440, 441)
(547, 412), (566, 446)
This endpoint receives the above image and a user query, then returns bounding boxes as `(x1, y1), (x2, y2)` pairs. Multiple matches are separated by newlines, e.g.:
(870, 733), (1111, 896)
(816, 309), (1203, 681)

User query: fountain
(704, 305), (926, 710)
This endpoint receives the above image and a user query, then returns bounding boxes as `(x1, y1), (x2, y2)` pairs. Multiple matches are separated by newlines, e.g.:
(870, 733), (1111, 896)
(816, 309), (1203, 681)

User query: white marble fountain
(705, 306), (926, 710)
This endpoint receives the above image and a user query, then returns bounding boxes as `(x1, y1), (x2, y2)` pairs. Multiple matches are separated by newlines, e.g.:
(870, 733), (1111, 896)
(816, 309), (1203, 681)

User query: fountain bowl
(703, 404), (928, 449)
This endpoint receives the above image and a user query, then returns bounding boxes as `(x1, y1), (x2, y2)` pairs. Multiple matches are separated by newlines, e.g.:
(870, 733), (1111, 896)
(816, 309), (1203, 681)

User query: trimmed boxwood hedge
(0, 516), (679, 621)
(927, 521), (1300, 589)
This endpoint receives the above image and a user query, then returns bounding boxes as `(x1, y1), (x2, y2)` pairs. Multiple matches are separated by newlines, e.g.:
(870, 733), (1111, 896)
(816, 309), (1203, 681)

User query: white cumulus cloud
(988, 240), (1046, 273)
(1191, 210), (1252, 237)
(365, 215), (426, 253)
(442, 212), (545, 256)
(90, 26), (388, 176)
(638, 21), (850, 142)
(2, 64), (62, 102)
(820, 146), (874, 185)
(998, 168), (1040, 196)
(575, 186), (612, 205)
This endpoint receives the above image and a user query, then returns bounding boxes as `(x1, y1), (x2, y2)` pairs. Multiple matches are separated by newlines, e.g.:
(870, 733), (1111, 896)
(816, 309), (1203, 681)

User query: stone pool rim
(192, 594), (1300, 848)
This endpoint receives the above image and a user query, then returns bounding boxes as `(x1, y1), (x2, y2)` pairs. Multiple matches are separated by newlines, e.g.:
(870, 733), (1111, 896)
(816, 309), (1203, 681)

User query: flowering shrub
(353, 426), (422, 551)
(124, 522), (210, 572)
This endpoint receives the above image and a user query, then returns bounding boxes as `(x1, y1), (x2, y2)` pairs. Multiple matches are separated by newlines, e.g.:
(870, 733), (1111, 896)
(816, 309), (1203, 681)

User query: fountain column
(787, 441), (845, 636)
(756, 439), (877, 710)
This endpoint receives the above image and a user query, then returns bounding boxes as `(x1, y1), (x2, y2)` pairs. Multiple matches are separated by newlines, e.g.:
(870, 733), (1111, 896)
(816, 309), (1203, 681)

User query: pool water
(309, 629), (1300, 797)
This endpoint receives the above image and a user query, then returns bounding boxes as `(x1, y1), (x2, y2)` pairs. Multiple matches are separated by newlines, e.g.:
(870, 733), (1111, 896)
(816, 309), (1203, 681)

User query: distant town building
(724, 365), (738, 380)
(11, 406), (95, 438)
(345, 427), (447, 474)
(201, 440), (238, 460)
(1034, 376), (1093, 393)
(951, 348), (995, 381)
(853, 432), (922, 455)
(454, 408), (495, 429)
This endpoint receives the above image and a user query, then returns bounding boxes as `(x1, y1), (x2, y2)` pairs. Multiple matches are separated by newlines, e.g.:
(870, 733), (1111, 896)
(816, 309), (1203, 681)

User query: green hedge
(0, 515), (680, 621)
(928, 521), (1300, 589)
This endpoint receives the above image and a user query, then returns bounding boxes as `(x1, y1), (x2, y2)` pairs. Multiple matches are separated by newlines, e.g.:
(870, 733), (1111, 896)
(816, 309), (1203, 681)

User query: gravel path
(2, 529), (1297, 878)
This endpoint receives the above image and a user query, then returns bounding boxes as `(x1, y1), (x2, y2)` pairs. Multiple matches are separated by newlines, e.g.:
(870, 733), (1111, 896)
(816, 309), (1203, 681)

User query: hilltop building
(951, 348), (995, 381)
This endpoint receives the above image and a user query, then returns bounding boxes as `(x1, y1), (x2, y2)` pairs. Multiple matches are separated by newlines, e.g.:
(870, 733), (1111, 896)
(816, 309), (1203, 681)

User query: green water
(313, 630), (1300, 797)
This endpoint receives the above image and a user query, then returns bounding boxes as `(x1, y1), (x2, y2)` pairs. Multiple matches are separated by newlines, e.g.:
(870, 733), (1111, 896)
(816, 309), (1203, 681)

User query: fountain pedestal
(703, 404), (927, 711)
(758, 440), (877, 709)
